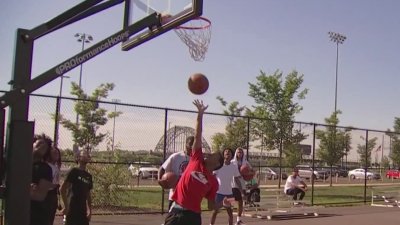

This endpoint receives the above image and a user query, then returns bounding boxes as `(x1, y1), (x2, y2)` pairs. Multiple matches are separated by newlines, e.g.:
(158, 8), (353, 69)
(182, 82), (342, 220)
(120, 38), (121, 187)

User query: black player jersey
(65, 168), (93, 210)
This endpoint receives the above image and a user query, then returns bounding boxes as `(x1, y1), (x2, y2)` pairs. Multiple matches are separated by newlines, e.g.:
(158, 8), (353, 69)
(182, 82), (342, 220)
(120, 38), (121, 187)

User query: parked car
(129, 164), (159, 179)
(329, 166), (348, 177)
(262, 167), (288, 180)
(348, 168), (381, 180)
(385, 169), (400, 179)
(296, 165), (329, 180)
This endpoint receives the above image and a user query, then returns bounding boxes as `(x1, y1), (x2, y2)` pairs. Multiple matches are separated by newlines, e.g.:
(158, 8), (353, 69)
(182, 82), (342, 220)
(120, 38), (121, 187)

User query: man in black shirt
(31, 134), (53, 225)
(61, 150), (93, 225)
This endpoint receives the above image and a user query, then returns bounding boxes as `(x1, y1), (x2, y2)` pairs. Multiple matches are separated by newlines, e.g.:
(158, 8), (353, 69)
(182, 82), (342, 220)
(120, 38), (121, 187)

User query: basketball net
(174, 17), (212, 62)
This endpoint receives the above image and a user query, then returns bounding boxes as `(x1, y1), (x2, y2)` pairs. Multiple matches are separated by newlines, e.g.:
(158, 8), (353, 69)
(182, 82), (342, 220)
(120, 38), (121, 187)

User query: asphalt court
(53, 205), (400, 225)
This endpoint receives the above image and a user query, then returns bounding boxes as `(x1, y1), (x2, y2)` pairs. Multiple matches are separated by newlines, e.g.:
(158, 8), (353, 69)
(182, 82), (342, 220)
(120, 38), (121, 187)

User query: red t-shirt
(171, 148), (218, 213)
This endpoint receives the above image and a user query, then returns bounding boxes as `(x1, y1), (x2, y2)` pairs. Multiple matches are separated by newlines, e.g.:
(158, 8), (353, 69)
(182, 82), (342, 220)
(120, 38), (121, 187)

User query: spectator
(60, 150), (93, 225)
(284, 167), (308, 204)
(45, 146), (62, 225)
(31, 133), (53, 225)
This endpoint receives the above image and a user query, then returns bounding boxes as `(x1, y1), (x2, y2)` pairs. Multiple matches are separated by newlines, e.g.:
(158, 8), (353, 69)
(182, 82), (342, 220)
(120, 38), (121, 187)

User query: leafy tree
(381, 156), (390, 169)
(357, 136), (378, 167)
(211, 133), (228, 152)
(60, 82), (121, 152)
(284, 143), (304, 168)
(89, 150), (131, 208)
(211, 97), (249, 151)
(387, 118), (400, 167)
(248, 70), (308, 169)
(316, 111), (352, 186)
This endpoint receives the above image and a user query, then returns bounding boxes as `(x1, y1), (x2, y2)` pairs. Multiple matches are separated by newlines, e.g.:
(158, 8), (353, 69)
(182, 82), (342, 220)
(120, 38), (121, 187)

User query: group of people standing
(158, 99), (309, 225)
(30, 99), (308, 225)
(158, 100), (252, 225)
(30, 134), (93, 225)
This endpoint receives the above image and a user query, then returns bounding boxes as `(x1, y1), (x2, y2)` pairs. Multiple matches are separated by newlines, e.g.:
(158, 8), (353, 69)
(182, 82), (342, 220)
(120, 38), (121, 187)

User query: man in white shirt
(158, 136), (194, 209)
(210, 148), (242, 225)
(284, 167), (308, 203)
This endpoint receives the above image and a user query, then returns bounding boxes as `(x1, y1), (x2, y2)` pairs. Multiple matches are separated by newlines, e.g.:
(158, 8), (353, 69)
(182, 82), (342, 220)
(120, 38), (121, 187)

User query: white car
(129, 164), (159, 179)
(348, 168), (380, 180)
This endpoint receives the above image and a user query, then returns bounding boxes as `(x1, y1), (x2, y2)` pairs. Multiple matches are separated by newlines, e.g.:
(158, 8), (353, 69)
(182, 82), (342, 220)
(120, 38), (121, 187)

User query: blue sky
(1, 0), (400, 132)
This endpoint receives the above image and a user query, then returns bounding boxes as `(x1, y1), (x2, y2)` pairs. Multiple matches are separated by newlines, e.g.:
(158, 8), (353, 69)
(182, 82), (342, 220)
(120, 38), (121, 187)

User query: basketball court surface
(52, 205), (400, 225)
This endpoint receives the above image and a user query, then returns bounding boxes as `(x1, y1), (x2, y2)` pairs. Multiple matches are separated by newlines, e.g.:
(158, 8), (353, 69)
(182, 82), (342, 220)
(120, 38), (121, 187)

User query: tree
(211, 96), (249, 151)
(381, 156), (390, 170)
(316, 111), (352, 186)
(248, 70), (308, 169)
(60, 82), (121, 152)
(89, 150), (131, 208)
(387, 117), (400, 167)
(357, 136), (378, 167)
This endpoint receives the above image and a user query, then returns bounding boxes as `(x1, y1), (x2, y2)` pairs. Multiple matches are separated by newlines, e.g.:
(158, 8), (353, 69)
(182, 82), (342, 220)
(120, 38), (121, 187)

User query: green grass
(309, 186), (371, 205)
(90, 184), (400, 214)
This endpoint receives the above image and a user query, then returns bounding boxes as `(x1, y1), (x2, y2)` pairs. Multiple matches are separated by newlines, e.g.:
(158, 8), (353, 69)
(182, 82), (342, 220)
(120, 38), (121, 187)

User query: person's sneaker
(236, 220), (245, 225)
(293, 202), (300, 206)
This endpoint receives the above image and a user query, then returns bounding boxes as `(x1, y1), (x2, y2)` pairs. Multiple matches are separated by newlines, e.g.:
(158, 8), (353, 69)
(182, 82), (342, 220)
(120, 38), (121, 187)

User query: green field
(90, 184), (400, 214)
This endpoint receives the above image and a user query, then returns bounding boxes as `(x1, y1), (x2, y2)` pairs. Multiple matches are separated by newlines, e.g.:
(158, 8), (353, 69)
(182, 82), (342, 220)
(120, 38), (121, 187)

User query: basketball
(188, 73), (209, 95)
(240, 165), (255, 181)
(158, 172), (178, 189)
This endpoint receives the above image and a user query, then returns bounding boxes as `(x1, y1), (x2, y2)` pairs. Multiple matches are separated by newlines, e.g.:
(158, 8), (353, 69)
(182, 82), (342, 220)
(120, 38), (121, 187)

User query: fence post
(311, 123), (316, 205)
(364, 130), (369, 204)
(160, 108), (169, 214)
(53, 96), (61, 147)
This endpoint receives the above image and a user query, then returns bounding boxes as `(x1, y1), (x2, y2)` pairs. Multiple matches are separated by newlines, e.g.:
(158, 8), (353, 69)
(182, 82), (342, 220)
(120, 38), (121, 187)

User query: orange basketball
(240, 165), (255, 181)
(188, 73), (209, 95)
(158, 172), (178, 189)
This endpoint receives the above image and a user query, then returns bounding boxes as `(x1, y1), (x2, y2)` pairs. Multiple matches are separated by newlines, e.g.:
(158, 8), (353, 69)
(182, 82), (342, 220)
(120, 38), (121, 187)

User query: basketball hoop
(174, 17), (212, 62)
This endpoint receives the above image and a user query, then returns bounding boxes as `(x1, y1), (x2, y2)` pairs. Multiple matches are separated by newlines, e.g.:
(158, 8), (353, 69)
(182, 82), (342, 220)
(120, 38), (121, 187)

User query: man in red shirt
(164, 99), (223, 225)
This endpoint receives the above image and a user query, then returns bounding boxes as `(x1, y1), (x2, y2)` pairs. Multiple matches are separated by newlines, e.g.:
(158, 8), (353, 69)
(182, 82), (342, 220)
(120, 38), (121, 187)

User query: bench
(243, 188), (320, 220)
(370, 186), (400, 208)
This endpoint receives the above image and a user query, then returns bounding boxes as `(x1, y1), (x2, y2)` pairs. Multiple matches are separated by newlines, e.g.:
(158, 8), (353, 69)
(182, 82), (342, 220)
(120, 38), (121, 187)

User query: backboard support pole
(0, 2), (171, 225)
(4, 28), (35, 225)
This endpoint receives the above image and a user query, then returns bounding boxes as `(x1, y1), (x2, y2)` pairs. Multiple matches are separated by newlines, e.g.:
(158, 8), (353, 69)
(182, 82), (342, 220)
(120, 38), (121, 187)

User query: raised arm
(192, 100), (208, 151)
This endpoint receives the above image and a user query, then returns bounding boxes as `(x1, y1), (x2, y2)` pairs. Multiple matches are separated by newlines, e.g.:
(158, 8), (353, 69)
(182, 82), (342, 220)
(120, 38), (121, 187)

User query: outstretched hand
(193, 99), (208, 113)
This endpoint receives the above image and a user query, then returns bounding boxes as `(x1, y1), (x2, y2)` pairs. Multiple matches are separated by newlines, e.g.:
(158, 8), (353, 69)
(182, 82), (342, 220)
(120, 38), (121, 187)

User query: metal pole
(78, 39), (84, 89)
(111, 99), (120, 151)
(328, 31), (346, 115)
(328, 31), (346, 165)
(74, 33), (93, 126)
(334, 41), (339, 114)
(112, 104), (116, 151)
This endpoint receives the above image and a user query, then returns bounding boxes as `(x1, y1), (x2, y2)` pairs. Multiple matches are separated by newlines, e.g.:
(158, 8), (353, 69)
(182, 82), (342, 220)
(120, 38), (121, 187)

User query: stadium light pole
(328, 31), (346, 168)
(328, 31), (346, 116)
(75, 33), (93, 91)
(74, 33), (93, 125)
(73, 33), (93, 153)
(111, 99), (121, 151)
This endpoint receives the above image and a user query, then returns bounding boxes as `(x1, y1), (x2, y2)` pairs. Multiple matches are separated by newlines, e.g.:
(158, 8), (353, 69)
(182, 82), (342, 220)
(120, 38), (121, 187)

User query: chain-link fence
(2, 92), (400, 214)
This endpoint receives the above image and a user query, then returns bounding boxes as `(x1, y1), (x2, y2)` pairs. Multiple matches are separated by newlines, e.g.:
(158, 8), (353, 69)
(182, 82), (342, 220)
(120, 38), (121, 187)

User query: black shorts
(66, 210), (89, 225)
(164, 208), (201, 225)
(232, 188), (243, 201)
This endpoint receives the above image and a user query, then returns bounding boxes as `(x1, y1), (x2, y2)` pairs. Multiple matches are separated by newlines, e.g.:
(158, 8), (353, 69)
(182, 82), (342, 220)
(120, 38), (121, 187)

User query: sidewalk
(54, 205), (400, 225)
